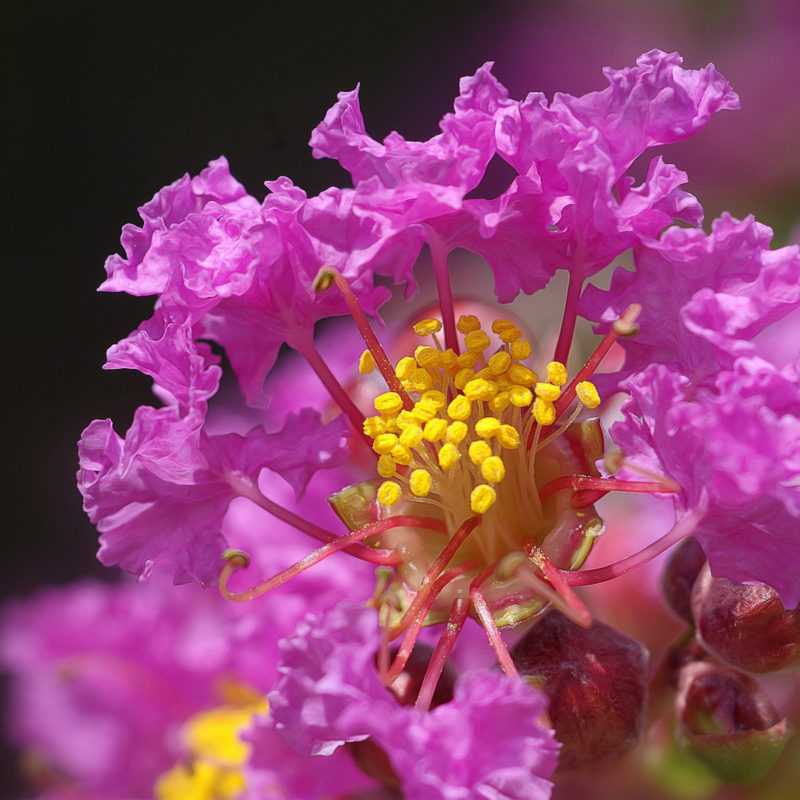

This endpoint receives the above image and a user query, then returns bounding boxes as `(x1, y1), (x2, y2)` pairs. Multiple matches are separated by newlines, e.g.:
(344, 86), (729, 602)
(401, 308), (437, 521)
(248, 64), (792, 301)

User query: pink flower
(269, 603), (559, 799)
(67, 50), (800, 799)
(580, 214), (800, 387)
(612, 359), (800, 606)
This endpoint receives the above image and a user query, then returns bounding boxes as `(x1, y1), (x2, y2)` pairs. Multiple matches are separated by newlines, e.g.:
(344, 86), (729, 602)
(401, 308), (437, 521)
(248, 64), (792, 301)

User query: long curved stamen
(538, 475), (678, 505)
(524, 307), (639, 451)
(231, 478), (404, 565)
(553, 303), (641, 420)
(415, 596), (469, 713)
(294, 336), (373, 451)
(561, 500), (707, 587)
(314, 267), (414, 409)
(219, 515), (445, 601)
(470, 565), (519, 678)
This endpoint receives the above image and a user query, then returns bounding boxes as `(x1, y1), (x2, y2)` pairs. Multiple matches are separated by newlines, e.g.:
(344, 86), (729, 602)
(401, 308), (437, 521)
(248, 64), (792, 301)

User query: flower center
(347, 313), (605, 628)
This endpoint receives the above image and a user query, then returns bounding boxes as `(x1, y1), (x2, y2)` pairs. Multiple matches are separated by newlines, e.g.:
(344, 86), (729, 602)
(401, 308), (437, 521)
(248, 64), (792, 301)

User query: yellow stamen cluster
(360, 316), (601, 517)
(155, 696), (267, 800)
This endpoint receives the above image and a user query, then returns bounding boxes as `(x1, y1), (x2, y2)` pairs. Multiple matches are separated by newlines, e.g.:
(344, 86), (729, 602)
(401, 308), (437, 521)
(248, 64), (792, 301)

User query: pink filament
(219, 515), (446, 601)
(415, 596), (469, 713)
(470, 566), (519, 678)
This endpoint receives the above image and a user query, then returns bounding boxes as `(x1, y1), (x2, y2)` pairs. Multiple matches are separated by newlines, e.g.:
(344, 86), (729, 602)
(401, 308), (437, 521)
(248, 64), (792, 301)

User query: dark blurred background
(4, 0), (800, 794)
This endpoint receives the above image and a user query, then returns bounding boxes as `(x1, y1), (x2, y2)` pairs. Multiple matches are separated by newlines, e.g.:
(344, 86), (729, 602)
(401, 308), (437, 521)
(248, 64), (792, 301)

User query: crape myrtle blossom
(68, 50), (800, 796)
(0, 574), (376, 798)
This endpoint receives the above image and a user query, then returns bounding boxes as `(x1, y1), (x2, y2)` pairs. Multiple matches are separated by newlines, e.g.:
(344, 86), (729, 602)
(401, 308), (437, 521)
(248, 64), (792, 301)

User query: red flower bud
(661, 537), (706, 624)
(675, 661), (791, 782)
(691, 564), (800, 673)
(511, 610), (649, 769)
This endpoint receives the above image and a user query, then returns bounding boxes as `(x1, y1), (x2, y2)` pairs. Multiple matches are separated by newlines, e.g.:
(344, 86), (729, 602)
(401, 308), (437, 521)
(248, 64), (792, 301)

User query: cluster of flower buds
(659, 539), (797, 782)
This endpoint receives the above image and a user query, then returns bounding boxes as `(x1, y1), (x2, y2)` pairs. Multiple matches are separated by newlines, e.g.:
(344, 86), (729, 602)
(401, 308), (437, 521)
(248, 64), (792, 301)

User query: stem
(470, 565), (519, 678)
(220, 514), (445, 601)
(294, 337), (373, 452)
(554, 268), (583, 366)
(427, 232), (459, 354)
(563, 503), (705, 586)
(415, 597), (469, 713)
(538, 475), (675, 505)
(325, 269), (414, 409)
(233, 478), (407, 564)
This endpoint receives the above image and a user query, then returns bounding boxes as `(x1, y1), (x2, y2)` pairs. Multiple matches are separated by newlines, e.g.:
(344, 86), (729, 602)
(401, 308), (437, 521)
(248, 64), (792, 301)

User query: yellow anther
(470, 484), (497, 514)
(378, 481), (403, 507)
(374, 392), (404, 415)
(576, 381), (601, 409)
(409, 469), (433, 497)
(395, 356), (417, 380)
(498, 326), (523, 343)
(399, 424), (424, 448)
(457, 314), (481, 333)
(438, 443), (461, 470)
(465, 330), (491, 352)
(509, 385), (533, 407)
(491, 319), (516, 334)
(534, 382), (561, 402)
(422, 418), (448, 441)
(407, 368), (433, 391)
(497, 424), (521, 449)
(508, 363), (537, 387)
(488, 391), (511, 414)
(421, 389), (446, 408)
(363, 415), (387, 438)
(447, 395), (473, 421)
(475, 417), (501, 439)
(377, 454), (397, 478)
(396, 410), (421, 429)
(413, 318), (443, 336)
(454, 368), (474, 390)
(463, 378), (496, 401)
(546, 361), (569, 387)
(532, 398), (557, 426)
(510, 339), (532, 360)
(481, 455), (506, 483)
(412, 399), (438, 422)
(468, 440), (493, 465)
(455, 350), (480, 369)
(391, 443), (413, 465)
(487, 351), (512, 375)
(415, 347), (441, 368)
(372, 433), (399, 454)
(446, 421), (468, 444)
(359, 350), (376, 374)
(441, 348), (458, 367)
